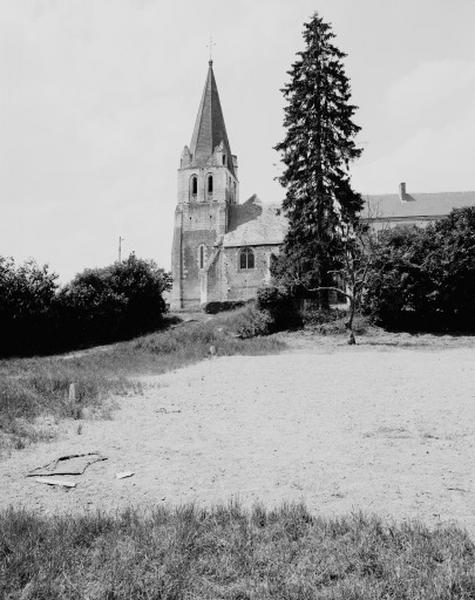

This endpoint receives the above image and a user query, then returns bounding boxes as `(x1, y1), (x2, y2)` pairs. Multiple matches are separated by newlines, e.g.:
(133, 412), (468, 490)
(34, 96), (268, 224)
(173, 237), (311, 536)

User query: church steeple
(188, 61), (235, 175)
(171, 57), (240, 310)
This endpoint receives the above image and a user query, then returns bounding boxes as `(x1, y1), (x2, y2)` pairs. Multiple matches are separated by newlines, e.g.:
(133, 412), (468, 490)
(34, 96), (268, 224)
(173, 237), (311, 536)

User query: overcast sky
(1, 0), (475, 280)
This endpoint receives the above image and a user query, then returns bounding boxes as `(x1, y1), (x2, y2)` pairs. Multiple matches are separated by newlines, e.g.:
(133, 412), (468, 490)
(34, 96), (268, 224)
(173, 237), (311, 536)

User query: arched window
(222, 154), (226, 166)
(190, 175), (198, 197)
(239, 247), (255, 270)
(198, 244), (205, 270)
(207, 174), (213, 194)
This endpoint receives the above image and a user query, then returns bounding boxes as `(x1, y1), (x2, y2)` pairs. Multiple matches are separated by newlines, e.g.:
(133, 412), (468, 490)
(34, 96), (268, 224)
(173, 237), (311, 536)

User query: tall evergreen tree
(274, 12), (363, 302)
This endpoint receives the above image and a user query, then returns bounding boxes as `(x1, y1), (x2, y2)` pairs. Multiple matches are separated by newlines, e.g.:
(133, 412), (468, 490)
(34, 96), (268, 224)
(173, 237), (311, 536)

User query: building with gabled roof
(170, 62), (475, 310)
(362, 183), (475, 227)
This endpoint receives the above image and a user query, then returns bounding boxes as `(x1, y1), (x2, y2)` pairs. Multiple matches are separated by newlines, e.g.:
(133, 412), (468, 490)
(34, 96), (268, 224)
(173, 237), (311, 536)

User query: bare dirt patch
(1, 335), (474, 537)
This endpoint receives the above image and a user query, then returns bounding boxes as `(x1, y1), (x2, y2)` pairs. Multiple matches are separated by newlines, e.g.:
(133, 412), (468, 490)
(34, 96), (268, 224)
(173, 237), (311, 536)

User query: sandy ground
(1, 336), (474, 536)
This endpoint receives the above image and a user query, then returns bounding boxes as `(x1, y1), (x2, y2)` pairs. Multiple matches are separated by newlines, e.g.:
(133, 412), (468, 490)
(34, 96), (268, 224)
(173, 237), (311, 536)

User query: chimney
(399, 182), (407, 202)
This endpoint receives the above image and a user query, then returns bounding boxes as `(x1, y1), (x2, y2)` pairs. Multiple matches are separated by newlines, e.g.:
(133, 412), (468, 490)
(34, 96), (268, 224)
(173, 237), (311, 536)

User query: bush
(0, 254), (172, 357)
(203, 300), (246, 314)
(0, 258), (58, 356)
(228, 305), (274, 338)
(302, 308), (371, 335)
(362, 208), (475, 331)
(256, 286), (302, 332)
(57, 255), (171, 347)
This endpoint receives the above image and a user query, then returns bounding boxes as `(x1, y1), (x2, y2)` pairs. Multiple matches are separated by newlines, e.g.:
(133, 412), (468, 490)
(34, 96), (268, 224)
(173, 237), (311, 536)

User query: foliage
(1, 503), (474, 599)
(302, 307), (371, 335)
(308, 221), (378, 342)
(361, 226), (422, 325)
(0, 254), (172, 357)
(57, 255), (172, 346)
(362, 208), (475, 330)
(203, 300), (246, 314)
(257, 286), (302, 332)
(274, 12), (363, 302)
(226, 304), (275, 339)
(0, 258), (58, 356)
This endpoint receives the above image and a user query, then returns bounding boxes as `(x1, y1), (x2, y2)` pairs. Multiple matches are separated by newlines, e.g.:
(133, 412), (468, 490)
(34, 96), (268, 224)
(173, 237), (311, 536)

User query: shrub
(302, 308), (371, 335)
(361, 226), (427, 327)
(228, 305), (274, 339)
(203, 300), (246, 314)
(256, 286), (301, 332)
(57, 255), (171, 347)
(362, 208), (475, 331)
(0, 254), (172, 356)
(0, 258), (58, 356)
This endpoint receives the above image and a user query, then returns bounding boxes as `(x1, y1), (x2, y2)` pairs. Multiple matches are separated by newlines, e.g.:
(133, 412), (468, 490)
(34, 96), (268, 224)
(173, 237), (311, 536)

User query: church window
(207, 174), (213, 194)
(222, 154), (226, 165)
(198, 244), (205, 269)
(190, 175), (198, 197)
(239, 247), (255, 270)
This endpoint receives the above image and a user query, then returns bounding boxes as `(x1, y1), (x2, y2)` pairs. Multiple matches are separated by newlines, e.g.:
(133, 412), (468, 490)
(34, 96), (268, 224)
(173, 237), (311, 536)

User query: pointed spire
(189, 61), (235, 175)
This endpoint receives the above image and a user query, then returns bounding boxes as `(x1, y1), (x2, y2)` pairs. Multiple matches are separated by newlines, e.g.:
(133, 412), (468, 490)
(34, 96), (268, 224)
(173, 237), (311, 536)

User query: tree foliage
(273, 12), (363, 299)
(0, 258), (58, 355)
(362, 207), (475, 330)
(0, 255), (172, 356)
(59, 255), (172, 345)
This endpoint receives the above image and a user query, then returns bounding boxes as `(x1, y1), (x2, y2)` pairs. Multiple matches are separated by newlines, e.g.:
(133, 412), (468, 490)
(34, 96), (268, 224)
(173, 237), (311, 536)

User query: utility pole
(118, 236), (125, 262)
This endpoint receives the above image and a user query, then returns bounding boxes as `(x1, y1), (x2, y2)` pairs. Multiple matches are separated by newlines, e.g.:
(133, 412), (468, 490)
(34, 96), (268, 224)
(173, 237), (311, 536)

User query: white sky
(1, 0), (475, 280)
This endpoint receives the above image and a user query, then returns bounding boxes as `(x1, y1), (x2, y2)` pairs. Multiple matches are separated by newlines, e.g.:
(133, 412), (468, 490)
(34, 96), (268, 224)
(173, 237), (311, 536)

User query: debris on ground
(116, 471), (135, 479)
(27, 452), (107, 478)
(34, 478), (77, 488)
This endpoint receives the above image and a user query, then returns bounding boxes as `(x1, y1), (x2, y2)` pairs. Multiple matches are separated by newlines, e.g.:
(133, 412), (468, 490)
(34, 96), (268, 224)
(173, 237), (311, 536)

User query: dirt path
(1, 340), (474, 536)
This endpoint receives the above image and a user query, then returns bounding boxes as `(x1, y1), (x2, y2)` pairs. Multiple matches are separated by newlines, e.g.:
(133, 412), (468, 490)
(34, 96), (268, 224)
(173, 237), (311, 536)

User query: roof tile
(362, 191), (475, 219)
(223, 196), (286, 247)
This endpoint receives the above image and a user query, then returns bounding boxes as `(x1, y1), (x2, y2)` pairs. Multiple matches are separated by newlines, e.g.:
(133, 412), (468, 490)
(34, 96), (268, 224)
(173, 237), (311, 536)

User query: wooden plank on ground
(34, 477), (77, 488)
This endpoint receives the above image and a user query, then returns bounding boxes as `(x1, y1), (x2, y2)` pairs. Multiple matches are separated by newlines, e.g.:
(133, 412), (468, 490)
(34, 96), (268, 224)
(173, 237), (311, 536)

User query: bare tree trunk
(309, 284), (357, 345)
(345, 296), (356, 345)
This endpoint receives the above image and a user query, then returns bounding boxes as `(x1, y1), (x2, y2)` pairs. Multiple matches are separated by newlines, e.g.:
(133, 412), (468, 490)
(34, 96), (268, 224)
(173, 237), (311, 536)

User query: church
(170, 61), (475, 310)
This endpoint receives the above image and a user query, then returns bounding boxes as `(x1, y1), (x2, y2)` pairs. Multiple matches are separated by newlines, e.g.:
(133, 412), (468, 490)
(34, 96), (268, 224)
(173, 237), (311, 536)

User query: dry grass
(1, 502), (474, 599)
(0, 310), (285, 452)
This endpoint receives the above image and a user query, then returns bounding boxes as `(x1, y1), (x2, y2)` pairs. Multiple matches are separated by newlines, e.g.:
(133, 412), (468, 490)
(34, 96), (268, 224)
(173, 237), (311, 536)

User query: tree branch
(306, 286), (353, 302)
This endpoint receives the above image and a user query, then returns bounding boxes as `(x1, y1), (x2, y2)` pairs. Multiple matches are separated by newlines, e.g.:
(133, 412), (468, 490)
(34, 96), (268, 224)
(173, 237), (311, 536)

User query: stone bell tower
(170, 60), (239, 310)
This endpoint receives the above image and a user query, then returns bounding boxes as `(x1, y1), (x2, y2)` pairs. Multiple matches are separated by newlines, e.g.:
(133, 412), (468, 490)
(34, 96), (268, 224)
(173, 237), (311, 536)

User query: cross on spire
(206, 36), (216, 64)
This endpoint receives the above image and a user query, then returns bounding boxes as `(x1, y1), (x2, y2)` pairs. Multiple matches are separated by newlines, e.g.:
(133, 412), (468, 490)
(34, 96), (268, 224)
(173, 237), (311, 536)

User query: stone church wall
(176, 207), (223, 308)
(223, 245), (279, 301)
(204, 248), (223, 304)
(177, 167), (232, 207)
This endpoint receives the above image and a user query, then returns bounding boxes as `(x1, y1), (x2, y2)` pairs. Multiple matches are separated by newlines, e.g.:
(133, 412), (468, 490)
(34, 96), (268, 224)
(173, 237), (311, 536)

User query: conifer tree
(274, 12), (363, 304)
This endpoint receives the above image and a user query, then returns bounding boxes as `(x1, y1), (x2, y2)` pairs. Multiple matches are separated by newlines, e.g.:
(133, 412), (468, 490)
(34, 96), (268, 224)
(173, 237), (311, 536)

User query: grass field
(2, 315), (475, 598)
(1, 502), (473, 599)
(0, 310), (284, 451)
